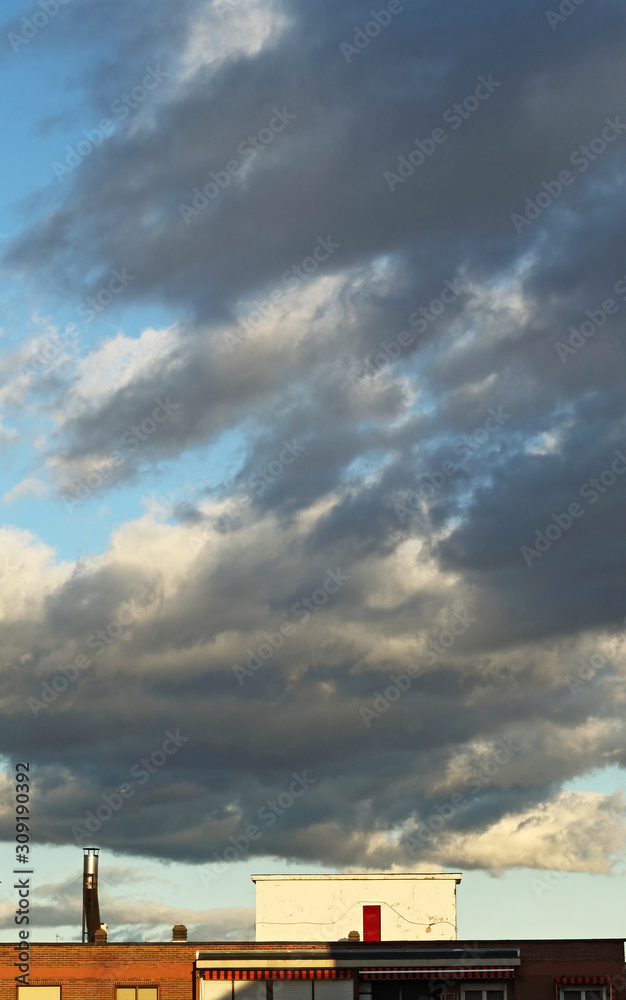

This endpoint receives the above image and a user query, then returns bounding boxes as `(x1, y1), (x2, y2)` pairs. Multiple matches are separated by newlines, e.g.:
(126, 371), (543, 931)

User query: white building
(252, 872), (462, 942)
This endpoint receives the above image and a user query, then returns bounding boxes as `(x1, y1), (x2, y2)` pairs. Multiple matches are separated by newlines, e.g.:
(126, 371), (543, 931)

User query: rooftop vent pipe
(82, 848), (103, 943)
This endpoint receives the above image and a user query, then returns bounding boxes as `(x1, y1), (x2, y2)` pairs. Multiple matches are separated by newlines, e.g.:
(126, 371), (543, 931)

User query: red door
(363, 904), (381, 941)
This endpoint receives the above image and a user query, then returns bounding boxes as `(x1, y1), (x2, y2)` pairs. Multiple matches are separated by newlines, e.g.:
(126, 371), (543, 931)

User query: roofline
(196, 948), (521, 967)
(251, 873), (463, 882)
(4, 937), (623, 947)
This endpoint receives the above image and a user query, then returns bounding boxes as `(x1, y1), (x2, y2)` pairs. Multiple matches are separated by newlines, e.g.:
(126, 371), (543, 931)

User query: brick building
(0, 937), (623, 1000)
(2, 866), (623, 1000)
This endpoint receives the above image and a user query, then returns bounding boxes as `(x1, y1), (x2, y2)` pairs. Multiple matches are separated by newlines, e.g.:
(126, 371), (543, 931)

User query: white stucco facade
(252, 872), (461, 942)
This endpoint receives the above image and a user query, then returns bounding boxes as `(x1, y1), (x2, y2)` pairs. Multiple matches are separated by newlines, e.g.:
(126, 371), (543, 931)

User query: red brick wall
(439, 940), (625, 1000)
(0, 940), (622, 1000)
(0, 943), (200, 1000)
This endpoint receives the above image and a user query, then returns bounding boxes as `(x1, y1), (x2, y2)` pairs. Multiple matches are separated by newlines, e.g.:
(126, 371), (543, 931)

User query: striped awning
(361, 969), (515, 981)
(203, 971), (353, 981)
(557, 980), (607, 986)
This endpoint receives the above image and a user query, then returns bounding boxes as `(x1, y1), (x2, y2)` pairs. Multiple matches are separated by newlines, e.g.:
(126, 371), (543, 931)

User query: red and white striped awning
(203, 971), (353, 981)
(555, 973), (612, 1000)
(361, 969), (515, 981)
(557, 980), (607, 986)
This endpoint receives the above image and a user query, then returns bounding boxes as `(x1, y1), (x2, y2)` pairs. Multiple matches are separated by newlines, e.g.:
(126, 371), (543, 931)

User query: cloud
(3, 477), (49, 503)
(0, 501), (622, 877)
(0, 868), (255, 941)
(1, 0), (626, 910)
(418, 791), (626, 874)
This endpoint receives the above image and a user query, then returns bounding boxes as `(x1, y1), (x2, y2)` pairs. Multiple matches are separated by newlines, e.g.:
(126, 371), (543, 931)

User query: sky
(0, 0), (626, 944)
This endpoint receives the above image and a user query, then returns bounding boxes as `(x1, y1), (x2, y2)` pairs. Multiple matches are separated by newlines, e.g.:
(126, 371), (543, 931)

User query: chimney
(172, 924), (187, 942)
(82, 848), (103, 944)
(94, 927), (108, 944)
(348, 930), (360, 941)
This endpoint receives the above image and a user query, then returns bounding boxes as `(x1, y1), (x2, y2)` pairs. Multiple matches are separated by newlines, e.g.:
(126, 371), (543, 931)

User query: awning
(203, 971), (353, 981)
(361, 969), (516, 981)
(557, 980), (607, 987)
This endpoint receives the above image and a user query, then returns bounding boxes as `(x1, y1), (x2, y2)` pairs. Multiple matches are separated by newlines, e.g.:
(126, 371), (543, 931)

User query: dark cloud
(1, 0), (626, 887)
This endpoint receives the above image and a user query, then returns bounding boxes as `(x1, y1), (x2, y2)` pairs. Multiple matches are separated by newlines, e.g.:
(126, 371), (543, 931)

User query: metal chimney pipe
(82, 848), (102, 943)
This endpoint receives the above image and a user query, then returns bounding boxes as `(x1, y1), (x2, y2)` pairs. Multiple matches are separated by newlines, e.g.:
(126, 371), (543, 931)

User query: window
(315, 983), (354, 1000)
(200, 984), (232, 1000)
(116, 989), (158, 1000)
(370, 985), (445, 1000)
(17, 990), (61, 1000)
(274, 984), (313, 1000)
(234, 984), (267, 1000)
(200, 982), (353, 1000)
(462, 988), (505, 1000)
(561, 992), (605, 1000)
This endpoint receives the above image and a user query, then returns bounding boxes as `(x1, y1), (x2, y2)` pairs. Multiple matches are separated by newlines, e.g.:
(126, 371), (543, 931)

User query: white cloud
(181, 0), (289, 81)
(64, 325), (184, 417)
(433, 791), (626, 873)
(0, 527), (71, 622)
(3, 477), (49, 504)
